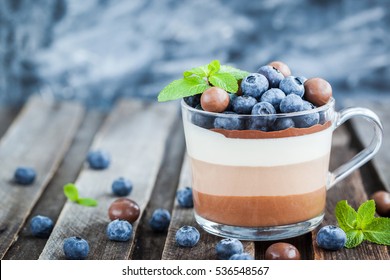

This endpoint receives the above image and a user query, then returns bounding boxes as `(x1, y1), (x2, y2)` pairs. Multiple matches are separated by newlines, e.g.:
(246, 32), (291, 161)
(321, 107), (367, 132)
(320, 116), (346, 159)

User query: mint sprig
(63, 183), (98, 207)
(158, 60), (249, 102)
(335, 200), (390, 248)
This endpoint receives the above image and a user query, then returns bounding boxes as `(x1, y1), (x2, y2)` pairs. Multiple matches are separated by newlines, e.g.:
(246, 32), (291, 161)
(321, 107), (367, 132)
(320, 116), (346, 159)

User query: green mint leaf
(209, 72), (238, 93)
(183, 64), (209, 78)
(64, 183), (79, 202)
(77, 198), (98, 207)
(335, 200), (358, 232)
(345, 230), (364, 248)
(158, 78), (210, 102)
(363, 217), (390, 245)
(356, 199), (376, 229)
(208, 60), (220, 76)
(219, 65), (249, 80)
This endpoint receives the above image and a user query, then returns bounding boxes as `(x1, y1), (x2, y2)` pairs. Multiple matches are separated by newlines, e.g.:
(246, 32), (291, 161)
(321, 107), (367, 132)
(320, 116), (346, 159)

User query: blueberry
(216, 238), (244, 260)
(273, 118), (295, 131)
(176, 186), (194, 208)
(260, 88), (286, 112)
(87, 150), (111, 170)
(248, 102), (276, 130)
(106, 219), (132, 242)
(14, 167), (36, 185)
(316, 225), (347, 250)
(214, 112), (243, 130)
(296, 76), (308, 84)
(149, 208), (171, 232)
(294, 101), (319, 128)
(192, 112), (214, 129)
(279, 94), (304, 113)
(184, 94), (201, 108)
(63, 237), (90, 260)
(175, 226), (200, 247)
(226, 93), (237, 111)
(229, 253), (254, 260)
(231, 95), (257, 114)
(279, 76), (305, 97)
(257, 65), (284, 88)
(241, 73), (269, 100)
(29, 215), (54, 238)
(111, 177), (133, 197)
(319, 111), (327, 125)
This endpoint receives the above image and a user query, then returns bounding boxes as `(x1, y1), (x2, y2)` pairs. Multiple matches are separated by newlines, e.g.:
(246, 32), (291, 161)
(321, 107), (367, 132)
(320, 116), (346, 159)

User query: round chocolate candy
(370, 191), (390, 217)
(304, 78), (332, 106)
(265, 242), (301, 260)
(200, 87), (229, 113)
(268, 61), (291, 77)
(108, 198), (140, 223)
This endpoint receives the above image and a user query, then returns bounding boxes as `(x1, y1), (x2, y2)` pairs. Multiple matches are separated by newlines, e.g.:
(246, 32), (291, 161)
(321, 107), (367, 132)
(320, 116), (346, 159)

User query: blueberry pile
(185, 61), (333, 132)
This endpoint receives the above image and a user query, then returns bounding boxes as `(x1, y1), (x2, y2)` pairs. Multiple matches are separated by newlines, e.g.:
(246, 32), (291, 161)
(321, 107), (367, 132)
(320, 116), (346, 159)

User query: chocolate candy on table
(304, 77), (332, 106)
(370, 191), (390, 217)
(265, 242), (301, 260)
(200, 87), (230, 113)
(108, 198), (140, 223)
(268, 61), (292, 77)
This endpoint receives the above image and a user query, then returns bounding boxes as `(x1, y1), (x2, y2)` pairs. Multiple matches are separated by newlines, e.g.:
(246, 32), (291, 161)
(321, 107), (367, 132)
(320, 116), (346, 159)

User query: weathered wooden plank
(131, 117), (186, 260)
(39, 100), (179, 260)
(312, 126), (390, 260)
(0, 106), (20, 138)
(4, 110), (106, 260)
(162, 157), (255, 260)
(0, 97), (84, 259)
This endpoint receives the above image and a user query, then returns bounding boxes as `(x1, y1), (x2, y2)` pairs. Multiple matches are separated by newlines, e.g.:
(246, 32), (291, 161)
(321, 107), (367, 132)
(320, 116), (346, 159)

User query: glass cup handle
(328, 107), (383, 189)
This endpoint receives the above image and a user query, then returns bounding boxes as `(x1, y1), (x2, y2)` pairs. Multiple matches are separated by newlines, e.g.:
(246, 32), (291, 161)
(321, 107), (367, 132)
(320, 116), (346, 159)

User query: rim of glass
(181, 97), (335, 118)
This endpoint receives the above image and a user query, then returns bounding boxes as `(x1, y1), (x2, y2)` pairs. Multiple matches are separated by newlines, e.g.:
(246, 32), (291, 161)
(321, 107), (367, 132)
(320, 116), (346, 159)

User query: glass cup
(181, 98), (383, 240)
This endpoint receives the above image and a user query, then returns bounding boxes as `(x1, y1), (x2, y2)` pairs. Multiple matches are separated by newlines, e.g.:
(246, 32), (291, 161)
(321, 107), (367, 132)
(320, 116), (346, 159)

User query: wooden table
(1, 96), (389, 260)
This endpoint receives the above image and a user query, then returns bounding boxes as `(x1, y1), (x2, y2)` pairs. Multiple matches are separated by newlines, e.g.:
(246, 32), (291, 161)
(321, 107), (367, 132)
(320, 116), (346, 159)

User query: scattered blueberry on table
(106, 219), (133, 242)
(87, 150), (111, 170)
(149, 208), (171, 232)
(63, 237), (90, 260)
(175, 226), (200, 247)
(316, 225), (347, 250)
(215, 238), (244, 260)
(176, 187), (193, 208)
(29, 215), (54, 238)
(111, 177), (133, 197)
(13, 167), (36, 185)
(229, 252), (254, 260)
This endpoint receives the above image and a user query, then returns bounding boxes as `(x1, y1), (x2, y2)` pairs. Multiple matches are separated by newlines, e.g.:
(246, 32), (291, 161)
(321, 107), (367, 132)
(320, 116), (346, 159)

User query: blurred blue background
(0, 0), (389, 108)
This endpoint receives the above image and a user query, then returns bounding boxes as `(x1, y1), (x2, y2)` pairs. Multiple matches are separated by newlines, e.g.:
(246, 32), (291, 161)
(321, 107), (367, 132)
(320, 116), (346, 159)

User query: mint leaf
(158, 78), (210, 102)
(64, 183), (79, 202)
(208, 60), (220, 76)
(220, 65), (249, 80)
(335, 200), (358, 232)
(77, 198), (98, 207)
(363, 217), (390, 245)
(209, 72), (238, 93)
(356, 200), (376, 229)
(183, 64), (209, 78)
(345, 230), (364, 248)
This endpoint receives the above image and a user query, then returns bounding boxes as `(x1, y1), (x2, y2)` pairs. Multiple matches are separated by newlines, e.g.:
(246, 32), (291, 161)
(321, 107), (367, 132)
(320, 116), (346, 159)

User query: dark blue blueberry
(260, 88), (286, 112)
(111, 177), (133, 197)
(184, 94), (201, 108)
(214, 112), (243, 130)
(279, 94), (304, 113)
(63, 237), (90, 260)
(149, 208), (171, 232)
(241, 73), (269, 100)
(176, 186), (193, 208)
(273, 118), (295, 131)
(316, 225), (347, 250)
(279, 76), (305, 97)
(229, 253), (254, 260)
(191, 110), (215, 129)
(14, 167), (36, 185)
(175, 226), (200, 247)
(87, 150), (111, 170)
(319, 111), (328, 125)
(296, 76), (308, 84)
(248, 102), (276, 130)
(231, 95), (257, 114)
(294, 101), (319, 128)
(226, 93), (237, 111)
(29, 215), (54, 238)
(106, 219), (132, 242)
(216, 238), (244, 260)
(257, 65), (284, 88)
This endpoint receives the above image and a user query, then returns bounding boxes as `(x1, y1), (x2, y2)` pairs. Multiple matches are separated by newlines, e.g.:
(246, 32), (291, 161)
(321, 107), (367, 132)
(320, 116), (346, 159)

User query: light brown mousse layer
(211, 121), (331, 139)
(193, 187), (326, 227)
